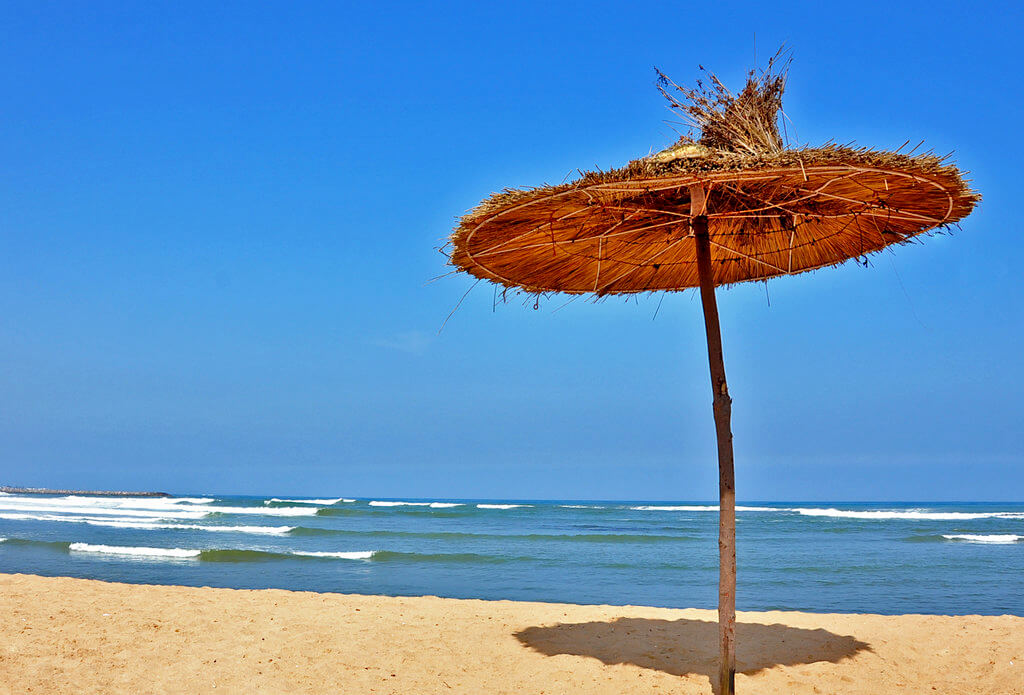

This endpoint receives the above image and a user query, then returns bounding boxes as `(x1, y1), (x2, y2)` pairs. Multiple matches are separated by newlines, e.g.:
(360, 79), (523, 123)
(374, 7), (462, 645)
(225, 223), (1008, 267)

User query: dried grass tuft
(656, 48), (790, 156)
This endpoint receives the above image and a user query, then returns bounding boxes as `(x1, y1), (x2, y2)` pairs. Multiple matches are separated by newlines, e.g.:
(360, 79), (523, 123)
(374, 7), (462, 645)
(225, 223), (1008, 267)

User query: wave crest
(942, 534), (1022, 544)
(795, 508), (1024, 521)
(69, 543), (201, 558)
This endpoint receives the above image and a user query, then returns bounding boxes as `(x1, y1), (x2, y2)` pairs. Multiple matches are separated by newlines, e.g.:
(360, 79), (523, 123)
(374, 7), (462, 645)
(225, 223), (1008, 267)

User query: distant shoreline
(0, 486), (169, 498)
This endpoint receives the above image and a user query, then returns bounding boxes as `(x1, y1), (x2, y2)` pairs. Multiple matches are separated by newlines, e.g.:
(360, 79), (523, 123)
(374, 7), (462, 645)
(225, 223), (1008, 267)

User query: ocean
(0, 492), (1021, 616)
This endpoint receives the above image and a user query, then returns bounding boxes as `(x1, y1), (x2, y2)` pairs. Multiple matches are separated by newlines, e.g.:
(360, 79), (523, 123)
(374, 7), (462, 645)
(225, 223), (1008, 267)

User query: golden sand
(0, 573), (1020, 694)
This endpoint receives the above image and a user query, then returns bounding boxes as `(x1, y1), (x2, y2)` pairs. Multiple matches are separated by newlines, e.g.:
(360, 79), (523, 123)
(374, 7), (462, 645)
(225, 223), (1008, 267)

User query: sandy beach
(0, 573), (1019, 694)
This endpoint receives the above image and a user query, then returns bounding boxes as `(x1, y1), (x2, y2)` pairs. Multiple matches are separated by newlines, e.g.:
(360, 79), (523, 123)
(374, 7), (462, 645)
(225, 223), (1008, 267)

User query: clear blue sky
(1, 1), (1020, 500)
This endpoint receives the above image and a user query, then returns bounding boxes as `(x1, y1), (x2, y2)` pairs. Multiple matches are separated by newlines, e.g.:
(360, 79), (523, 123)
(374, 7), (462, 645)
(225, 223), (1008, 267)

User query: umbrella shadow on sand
(516, 617), (870, 694)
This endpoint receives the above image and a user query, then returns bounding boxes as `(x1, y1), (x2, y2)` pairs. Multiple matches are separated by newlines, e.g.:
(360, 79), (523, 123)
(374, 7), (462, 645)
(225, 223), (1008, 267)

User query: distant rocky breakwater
(0, 486), (170, 498)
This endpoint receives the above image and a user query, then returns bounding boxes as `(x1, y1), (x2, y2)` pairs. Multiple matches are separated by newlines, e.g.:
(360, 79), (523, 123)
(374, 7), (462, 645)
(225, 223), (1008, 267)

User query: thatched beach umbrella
(446, 54), (979, 695)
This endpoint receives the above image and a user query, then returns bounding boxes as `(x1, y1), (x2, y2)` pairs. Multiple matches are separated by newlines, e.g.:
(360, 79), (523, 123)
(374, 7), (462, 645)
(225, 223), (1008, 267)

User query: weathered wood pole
(690, 184), (737, 695)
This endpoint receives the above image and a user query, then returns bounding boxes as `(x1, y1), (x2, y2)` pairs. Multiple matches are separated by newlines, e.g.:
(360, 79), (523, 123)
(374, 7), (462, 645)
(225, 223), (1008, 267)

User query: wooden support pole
(691, 184), (737, 695)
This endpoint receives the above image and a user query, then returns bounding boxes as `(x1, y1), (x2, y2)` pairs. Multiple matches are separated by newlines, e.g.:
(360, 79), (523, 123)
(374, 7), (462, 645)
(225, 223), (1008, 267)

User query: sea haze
(0, 492), (1021, 615)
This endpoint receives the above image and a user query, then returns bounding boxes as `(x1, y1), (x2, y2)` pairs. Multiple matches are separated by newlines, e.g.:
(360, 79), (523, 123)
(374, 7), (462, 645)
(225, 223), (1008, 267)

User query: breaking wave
(0, 495), (319, 519)
(69, 543), (201, 558)
(942, 534), (1023, 544)
(203, 505), (320, 517)
(367, 501), (464, 509)
(794, 508), (1024, 521)
(1, 538), (378, 562)
(629, 505), (778, 512)
(0, 512), (292, 535)
(0, 504), (209, 519)
(292, 550), (375, 559)
(266, 498), (347, 506)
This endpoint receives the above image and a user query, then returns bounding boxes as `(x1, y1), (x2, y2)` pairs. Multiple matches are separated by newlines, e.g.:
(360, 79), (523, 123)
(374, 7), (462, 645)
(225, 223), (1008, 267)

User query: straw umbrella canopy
(447, 54), (979, 695)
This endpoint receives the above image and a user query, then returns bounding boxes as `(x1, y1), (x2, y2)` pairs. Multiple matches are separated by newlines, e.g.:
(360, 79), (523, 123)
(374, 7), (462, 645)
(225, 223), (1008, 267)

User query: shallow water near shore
(0, 492), (1021, 615)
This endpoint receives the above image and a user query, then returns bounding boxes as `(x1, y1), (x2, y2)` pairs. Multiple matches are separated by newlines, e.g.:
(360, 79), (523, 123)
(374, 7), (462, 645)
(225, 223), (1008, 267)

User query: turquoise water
(0, 493), (1021, 615)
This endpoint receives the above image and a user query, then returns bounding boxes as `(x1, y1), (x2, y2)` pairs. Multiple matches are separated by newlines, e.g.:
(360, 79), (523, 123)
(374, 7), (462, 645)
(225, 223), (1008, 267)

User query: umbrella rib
(708, 171), (885, 220)
(760, 211), (860, 260)
(473, 216), (681, 259)
(473, 209), (638, 261)
(593, 231), (692, 293)
(612, 206), (691, 219)
(470, 207), (590, 258)
(709, 239), (789, 275)
(591, 165), (957, 223)
(713, 171), (900, 222)
(789, 184), (946, 226)
(598, 165), (946, 190)
(470, 210), (641, 291)
(713, 180), (814, 217)
(867, 204), (905, 249)
(711, 209), (933, 223)
(589, 210), (868, 291)
(792, 208), (866, 257)
(845, 173), (948, 226)
(555, 208), (642, 248)
(788, 227), (796, 273)
(586, 167), (833, 195)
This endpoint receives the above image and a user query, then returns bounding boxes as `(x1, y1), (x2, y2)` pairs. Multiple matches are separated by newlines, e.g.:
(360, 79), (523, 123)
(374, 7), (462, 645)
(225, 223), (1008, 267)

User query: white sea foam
(0, 494), (214, 516)
(172, 524), (293, 535)
(625, 504), (1024, 520)
(560, 505), (597, 509)
(0, 512), (156, 524)
(96, 520), (294, 535)
(630, 505), (781, 512)
(0, 498), (318, 518)
(64, 496), (214, 508)
(794, 508), (1024, 521)
(0, 512), (293, 535)
(0, 502), (210, 519)
(631, 505), (719, 511)
(202, 505), (319, 517)
(943, 534), (1023, 544)
(266, 498), (345, 506)
(150, 497), (213, 504)
(66, 496), (215, 505)
(367, 501), (461, 508)
(66, 542), (375, 560)
(292, 550), (376, 559)
(68, 543), (201, 558)
(477, 504), (530, 509)
(29, 500), (318, 517)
